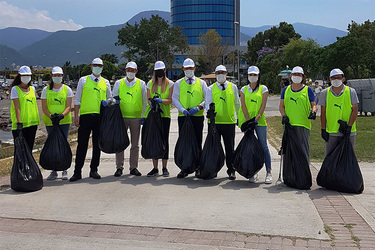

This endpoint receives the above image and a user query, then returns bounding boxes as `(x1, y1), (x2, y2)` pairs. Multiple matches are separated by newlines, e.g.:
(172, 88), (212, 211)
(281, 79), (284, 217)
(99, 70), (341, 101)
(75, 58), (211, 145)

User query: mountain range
(0, 10), (347, 69)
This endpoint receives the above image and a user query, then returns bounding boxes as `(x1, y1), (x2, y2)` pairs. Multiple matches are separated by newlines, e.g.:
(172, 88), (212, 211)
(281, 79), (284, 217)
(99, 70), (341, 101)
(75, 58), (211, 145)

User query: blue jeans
(255, 125), (271, 171)
(46, 124), (70, 139)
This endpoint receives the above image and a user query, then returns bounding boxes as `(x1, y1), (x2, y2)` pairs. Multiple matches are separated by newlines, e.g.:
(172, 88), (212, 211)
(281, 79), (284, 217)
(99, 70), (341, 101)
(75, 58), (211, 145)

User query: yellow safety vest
(42, 85), (72, 126)
(80, 76), (107, 115)
(284, 85), (311, 130)
(11, 86), (40, 130)
(238, 85), (267, 128)
(118, 78), (143, 118)
(326, 86), (356, 133)
(144, 80), (171, 118)
(178, 78), (204, 117)
(211, 82), (235, 124)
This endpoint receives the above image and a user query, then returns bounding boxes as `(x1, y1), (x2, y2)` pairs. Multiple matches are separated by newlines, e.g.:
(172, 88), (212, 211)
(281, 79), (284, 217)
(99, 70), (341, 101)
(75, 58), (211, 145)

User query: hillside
(0, 27), (51, 50)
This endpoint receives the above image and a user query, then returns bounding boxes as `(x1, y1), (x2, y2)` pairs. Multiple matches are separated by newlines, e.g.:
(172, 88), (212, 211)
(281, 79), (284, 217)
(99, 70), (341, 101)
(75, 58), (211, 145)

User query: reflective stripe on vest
(119, 78), (143, 118)
(144, 80), (171, 118)
(238, 85), (267, 128)
(178, 78), (204, 117)
(284, 85), (311, 130)
(212, 82), (235, 124)
(42, 85), (72, 126)
(80, 76), (107, 115)
(326, 86), (356, 133)
(11, 86), (40, 130)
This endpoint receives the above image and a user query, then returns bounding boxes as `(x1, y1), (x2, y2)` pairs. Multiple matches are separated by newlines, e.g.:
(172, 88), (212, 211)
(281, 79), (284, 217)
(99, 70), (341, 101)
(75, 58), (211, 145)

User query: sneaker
(147, 168), (159, 177)
(61, 170), (68, 180)
(265, 172), (272, 184)
(162, 168), (169, 177)
(130, 168), (142, 176)
(47, 171), (58, 180)
(249, 174), (259, 183)
(177, 170), (188, 179)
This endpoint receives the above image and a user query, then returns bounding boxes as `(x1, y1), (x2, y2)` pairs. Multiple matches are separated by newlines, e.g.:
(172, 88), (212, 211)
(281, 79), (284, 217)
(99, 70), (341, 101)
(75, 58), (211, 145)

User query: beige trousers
(115, 118), (141, 171)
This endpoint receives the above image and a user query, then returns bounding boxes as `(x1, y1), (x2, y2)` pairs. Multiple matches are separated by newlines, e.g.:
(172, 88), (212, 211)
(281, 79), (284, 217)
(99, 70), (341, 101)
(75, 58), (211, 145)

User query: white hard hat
(92, 58), (103, 65)
(330, 68), (344, 77)
(154, 61), (165, 70)
(18, 66), (32, 75)
(248, 66), (260, 75)
(52, 66), (63, 75)
(183, 58), (195, 68)
(292, 66), (304, 75)
(215, 65), (227, 72)
(126, 61), (137, 69)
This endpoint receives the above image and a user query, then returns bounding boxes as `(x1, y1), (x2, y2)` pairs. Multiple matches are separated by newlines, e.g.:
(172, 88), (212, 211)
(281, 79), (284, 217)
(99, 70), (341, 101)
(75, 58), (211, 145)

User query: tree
(116, 15), (189, 68)
(101, 54), (118, 64)
(196, 29), (228, 75)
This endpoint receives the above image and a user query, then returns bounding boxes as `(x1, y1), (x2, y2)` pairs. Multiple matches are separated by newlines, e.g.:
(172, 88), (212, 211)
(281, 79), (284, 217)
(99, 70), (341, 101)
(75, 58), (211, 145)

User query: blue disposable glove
(101, 100), (109, 107)
(155, 98), (163, 103)
(183, 109), (189, 116)
(115, 99), (121, 105)
(140, 118), (145, 125)
(189, 107), (198, 116)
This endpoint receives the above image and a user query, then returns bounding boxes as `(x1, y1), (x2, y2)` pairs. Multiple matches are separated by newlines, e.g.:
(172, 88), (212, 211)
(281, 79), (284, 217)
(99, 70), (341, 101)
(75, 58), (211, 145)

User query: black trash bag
(282, 123), (312, 189)
(317, 133), (364, 194)
(141, 96), (167, 159)
(11, 131), (43, 192)
(199, 103), (225, 179)
(99, 103), (129, 153)
(233, 119), (265, 179)
(174, 115), (201, 174)
(39, 121), (72, 171)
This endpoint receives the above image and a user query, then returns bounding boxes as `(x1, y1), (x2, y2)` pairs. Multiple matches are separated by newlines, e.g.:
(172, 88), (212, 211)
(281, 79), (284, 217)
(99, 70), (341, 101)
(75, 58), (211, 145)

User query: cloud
(0, 1), (83, 32)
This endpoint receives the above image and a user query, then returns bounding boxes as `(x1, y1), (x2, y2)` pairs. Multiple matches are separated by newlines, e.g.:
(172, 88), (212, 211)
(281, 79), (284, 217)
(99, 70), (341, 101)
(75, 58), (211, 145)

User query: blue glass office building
(171, 0), (240, 45)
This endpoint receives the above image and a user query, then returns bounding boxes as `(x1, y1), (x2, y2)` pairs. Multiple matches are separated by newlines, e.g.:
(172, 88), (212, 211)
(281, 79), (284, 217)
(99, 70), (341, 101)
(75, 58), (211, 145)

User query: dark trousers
(12, 125), (38, 152)
(159, 117), (171, 160)
(178, 115), (204, 146)
(74, 114), (101, 173)
(216, 124), (235, 170)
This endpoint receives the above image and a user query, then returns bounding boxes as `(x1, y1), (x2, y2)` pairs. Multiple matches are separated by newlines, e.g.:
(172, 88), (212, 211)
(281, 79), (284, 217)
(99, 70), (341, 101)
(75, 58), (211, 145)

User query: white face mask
(92, 66), (102, 75)
(21, 76), (31, 84)
(184, 70), (194, 78)
(331, 79), (343, 87)
(126, 72), (135, 80)
(216, 74), (226, 83)
(291, 76), (303, 84)
(52, 77), (62, 84)
(248, 76), (258, 83)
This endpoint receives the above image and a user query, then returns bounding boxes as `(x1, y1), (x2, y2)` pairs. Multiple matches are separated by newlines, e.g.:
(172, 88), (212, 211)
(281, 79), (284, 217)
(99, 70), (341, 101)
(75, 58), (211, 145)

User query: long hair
(11, 74), (30, 88)
(151, 70), (169, 94)
(248, 75), (261, 91)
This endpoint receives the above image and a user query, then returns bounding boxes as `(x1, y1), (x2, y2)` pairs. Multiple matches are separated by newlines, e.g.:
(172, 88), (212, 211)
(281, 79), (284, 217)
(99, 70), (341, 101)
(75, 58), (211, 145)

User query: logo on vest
(54, 98), (63, 105)
(93, 87), (101, 94)
(26, 98), (34, 104)
(220, 97), (226, 103)
(334, 103), (343, 110)
(187, 90), (195, 97)
(290, 97), (299, 104)
(251, 99), (258, 104)
(126, 92), (134, 98)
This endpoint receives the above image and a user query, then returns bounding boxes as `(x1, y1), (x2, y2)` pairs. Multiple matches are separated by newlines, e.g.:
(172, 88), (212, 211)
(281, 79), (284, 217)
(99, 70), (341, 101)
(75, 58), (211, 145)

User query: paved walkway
(1, 104), (374, 249)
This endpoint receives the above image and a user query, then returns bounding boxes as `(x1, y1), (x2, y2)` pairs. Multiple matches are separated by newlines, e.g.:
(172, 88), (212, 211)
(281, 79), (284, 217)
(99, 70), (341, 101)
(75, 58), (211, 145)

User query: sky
(0, 0), (374, 32)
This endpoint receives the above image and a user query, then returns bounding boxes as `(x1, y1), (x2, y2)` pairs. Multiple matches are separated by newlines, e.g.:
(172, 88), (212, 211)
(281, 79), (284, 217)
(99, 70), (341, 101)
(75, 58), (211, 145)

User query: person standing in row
(112, 61), (147, 177)
(70, 58), (112, 182)
(10, 66), (40, 151)
(145, 61), (174, 177)
(319, 68), (359, 154)
(41, 66), (73, 180)
(238, 66), (272, 184)
(205, 65), (240, 180)
(172, 58), (208, 178)
(279, 66), (317, 165)
(314, 81), (323, 105)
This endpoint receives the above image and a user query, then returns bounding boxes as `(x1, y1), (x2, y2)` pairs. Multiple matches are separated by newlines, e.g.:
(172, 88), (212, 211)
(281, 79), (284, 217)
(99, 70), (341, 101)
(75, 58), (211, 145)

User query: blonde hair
(151, 71), (169, 94)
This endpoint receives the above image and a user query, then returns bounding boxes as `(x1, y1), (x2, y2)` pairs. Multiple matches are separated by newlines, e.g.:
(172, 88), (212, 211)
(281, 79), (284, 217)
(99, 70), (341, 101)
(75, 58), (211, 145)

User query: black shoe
(114, 169), (123, 177)
(177, 171), (188, 179)
(195, 170), (201, 179)
(69, 173), (82, 182)
(227, 169), (236, 180)
(130, 168), (142, 176)
(89, 171), (101, 179)
(147, 168), (159, 177)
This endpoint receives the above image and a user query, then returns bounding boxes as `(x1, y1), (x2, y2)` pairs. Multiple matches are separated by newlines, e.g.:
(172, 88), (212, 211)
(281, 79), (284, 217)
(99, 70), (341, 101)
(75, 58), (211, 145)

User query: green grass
(267, 116), (375, 162)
